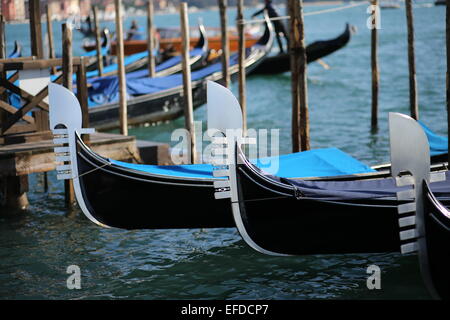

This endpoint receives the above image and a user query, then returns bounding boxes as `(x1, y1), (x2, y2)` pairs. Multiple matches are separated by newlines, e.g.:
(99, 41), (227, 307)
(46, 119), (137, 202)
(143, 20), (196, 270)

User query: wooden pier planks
(0, 133), (137, 177)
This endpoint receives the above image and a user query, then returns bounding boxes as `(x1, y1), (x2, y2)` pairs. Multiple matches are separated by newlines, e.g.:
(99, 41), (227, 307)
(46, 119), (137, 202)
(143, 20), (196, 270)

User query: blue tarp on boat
(88, 52), (236, 107)
(419, 121), (448, 156)
(110, 147), (376, 179)
(85, 51), (149, 79)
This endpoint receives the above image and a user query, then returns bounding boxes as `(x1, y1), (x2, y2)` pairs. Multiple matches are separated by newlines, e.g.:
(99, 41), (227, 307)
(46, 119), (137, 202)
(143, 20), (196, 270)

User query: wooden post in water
(371, 0), (379, 131)
(447, 0), (450, 164)
(218, 0), (230, 88)
(46, 5), (57, 74)
(62, 24), (73, 91)
(237, 0), (247, 133)
(147, 0), (156, 77)
(405, 0), (419, 120)
(93, 6), (104, 77)
(0, 15), (6, 122)
(115, 0), (128, 136)
(180, 2), (196, 164)
(77, 57), (90, 145)
(0, 15), (5, 59)
(62, 23), (75, 206)
(288, 0), (309, 152)
(29, 0), (43, 59)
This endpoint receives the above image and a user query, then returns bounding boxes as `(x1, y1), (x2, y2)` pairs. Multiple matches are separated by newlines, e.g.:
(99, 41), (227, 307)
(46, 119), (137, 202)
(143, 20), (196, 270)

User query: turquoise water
(0, 3), (445, 299)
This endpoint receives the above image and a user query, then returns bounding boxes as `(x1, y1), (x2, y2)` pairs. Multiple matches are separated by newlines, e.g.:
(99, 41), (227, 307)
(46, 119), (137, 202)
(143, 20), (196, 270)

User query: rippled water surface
(0, 3), (445, 299)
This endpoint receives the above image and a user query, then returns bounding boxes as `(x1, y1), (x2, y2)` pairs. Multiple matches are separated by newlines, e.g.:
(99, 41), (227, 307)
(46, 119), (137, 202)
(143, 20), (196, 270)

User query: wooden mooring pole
(62, 23), (75, 206)
(371, 0), (379, 132)
(93, 6), (104, 77)
(0, 16), (29, 212)
(46, 5), (57, 74)
(405, 0), (419, 120)
(447, 0), (450, 164)
(218, 0), (230, 88)
(115, 0), (128, 136)
(237, 0), (247, 133)
(0, 15), (7, 123)
(289, 0), (309, 152)
(147, 0), (156, 77)
(29, 0), (43, 59)
(77, 57), (90, 145)
(0, 15), (5, 59)
(180, 2), (196, 164)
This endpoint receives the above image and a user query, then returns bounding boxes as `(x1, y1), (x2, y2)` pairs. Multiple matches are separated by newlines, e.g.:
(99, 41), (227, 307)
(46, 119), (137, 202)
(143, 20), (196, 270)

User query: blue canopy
(85, 51), (149, 79)
(88, 52), (236, 107)
(419, 121), (448, 156)
(109, 147), (376, 179)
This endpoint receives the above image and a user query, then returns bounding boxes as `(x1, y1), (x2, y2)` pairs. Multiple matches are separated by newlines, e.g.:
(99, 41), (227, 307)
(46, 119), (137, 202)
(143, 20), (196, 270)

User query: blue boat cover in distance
(88, 52), (238, 107)
(419, 121), (448, 156)
(109, 147), (376, 179)
(85, 51), (149, 78)
(87, 47), (204, 84)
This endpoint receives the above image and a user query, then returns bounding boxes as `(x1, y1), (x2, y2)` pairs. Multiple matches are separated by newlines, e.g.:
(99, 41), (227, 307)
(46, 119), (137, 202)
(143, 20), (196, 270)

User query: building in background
(1, 0), (26, 21)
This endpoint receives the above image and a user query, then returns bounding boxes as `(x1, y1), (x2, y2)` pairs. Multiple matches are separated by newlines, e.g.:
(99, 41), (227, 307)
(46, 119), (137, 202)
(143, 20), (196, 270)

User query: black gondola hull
(422, 182), (450, 299)
(76, 136), (234, 229)
(250, 23), (352, 75)
(235, 162), (401, 255)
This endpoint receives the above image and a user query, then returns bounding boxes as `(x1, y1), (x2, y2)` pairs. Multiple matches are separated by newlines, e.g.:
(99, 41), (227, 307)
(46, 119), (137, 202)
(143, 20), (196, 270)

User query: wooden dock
(0, 132), (171, 212)
(0, 132), (136, 177)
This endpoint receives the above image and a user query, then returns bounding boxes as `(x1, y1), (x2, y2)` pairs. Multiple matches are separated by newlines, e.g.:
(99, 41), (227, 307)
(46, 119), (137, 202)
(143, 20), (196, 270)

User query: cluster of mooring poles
(232, 0), (449, 159)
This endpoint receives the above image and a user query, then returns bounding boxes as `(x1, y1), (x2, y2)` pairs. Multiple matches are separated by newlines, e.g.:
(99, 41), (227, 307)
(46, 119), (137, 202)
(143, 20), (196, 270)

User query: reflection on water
(0, 4), (444, 299)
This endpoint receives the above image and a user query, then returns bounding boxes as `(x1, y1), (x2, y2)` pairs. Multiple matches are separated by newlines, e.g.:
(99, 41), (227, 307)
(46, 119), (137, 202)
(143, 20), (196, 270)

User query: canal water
(0, 3), (445, 299)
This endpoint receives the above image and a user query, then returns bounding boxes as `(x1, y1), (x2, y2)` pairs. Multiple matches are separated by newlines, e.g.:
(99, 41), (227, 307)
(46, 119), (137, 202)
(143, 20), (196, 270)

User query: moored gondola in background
(83, 24), (209, 81)
(7, 41), (22, 58)
(250, 23), (355, 75)
(86, 16), (274, 130)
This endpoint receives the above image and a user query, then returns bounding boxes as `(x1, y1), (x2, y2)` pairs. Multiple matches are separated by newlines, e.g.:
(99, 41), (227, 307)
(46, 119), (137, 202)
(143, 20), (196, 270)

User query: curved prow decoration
(207, 81), (243, 136)
(195, 22), (208, 52)
(389, 112), (431, 182)
(389, 112), (431, 254)
(389, 112), (447, 299)
(208, 81), (284, 256)
(49, 84), (105, 227)
(256, 11), (274, 47)
(49, 83), (83, 132)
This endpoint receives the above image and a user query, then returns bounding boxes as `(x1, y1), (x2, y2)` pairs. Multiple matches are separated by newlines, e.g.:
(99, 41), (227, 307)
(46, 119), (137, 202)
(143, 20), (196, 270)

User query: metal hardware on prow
(52, 127), (95, 181)
(396, 171), (447, 254)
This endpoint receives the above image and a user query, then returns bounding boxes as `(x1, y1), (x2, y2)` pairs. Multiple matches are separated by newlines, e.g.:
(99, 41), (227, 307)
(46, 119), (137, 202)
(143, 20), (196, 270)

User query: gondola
(250, 23), (354, 75)
(84, 24), (208, 81)
(49, 78), (447, 232)
(210, 93), (450, 256)
(7, 41), (22, 59)
(86, 15), (274, 130)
